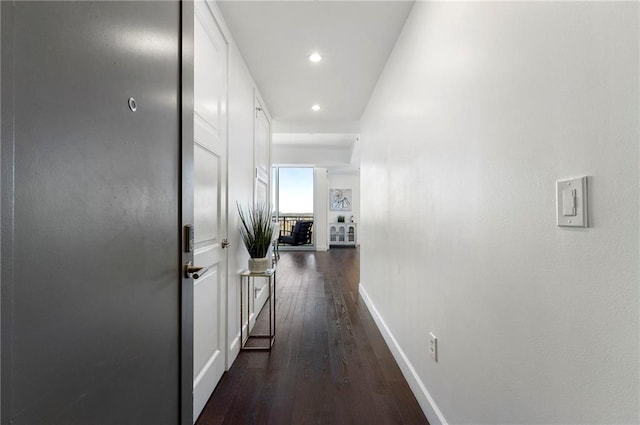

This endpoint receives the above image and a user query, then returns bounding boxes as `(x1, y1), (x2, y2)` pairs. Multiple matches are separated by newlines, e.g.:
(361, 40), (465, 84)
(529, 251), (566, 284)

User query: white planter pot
(248, 257), (270, 273)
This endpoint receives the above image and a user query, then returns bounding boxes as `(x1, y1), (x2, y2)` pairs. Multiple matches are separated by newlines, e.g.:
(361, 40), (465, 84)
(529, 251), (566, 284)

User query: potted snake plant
(237, 202), (274, 273)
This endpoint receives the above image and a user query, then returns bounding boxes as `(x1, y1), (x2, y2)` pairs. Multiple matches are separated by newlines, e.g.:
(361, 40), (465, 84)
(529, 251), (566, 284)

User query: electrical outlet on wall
(429, 332), (438, 362)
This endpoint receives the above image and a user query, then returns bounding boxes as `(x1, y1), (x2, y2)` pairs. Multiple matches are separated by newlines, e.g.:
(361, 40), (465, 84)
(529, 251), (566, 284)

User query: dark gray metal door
(1, 2), (189, 424)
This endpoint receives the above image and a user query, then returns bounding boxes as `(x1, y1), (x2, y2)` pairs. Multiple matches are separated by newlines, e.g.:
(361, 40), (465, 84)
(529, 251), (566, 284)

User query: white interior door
(251, 99), (271, 323)
(254, 98), (270, 205)
(193, 3), (228, 422)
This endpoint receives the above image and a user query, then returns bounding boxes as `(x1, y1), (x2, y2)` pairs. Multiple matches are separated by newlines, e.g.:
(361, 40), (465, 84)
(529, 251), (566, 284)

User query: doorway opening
(272, 167), (315, 249)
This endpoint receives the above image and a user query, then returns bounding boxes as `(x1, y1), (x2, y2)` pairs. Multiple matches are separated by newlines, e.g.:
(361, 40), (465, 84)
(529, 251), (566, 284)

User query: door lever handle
(184, 262), (209, 279)
(221, 239), (230, 249)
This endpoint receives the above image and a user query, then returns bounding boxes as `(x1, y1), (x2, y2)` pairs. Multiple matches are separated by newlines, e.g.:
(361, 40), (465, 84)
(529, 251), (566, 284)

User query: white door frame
(251, 93), (272, 326)
(180, 2), (195, 424)
(193, 1), (229, 421)
(254, 92), (271, 206)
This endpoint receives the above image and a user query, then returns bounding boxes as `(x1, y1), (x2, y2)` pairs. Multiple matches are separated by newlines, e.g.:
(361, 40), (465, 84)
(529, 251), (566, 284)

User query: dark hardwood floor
(196, 249), (429, 425)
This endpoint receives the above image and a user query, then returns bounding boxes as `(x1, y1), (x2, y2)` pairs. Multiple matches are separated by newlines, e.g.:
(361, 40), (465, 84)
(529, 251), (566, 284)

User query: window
(272, 167), (314, 247)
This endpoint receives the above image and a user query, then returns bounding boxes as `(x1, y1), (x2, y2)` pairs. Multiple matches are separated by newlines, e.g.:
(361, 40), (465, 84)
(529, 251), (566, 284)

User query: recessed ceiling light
(309, 53), (322, 63)
(311, 104), (321, 112)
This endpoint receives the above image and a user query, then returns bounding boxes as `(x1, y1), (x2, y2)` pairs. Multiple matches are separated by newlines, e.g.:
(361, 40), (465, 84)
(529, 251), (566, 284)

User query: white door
(193, 3), (228, 422)
(254, 98), (270, 205)
(251, 99), (271, 324)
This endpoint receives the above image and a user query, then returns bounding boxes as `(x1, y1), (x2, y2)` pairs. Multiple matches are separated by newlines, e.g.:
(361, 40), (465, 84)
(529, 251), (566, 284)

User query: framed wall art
(329, 188), (352, 211)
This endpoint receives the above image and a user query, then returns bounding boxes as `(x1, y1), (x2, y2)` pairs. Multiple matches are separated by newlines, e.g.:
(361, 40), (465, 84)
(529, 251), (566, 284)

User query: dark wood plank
(196, 249), (429, 425)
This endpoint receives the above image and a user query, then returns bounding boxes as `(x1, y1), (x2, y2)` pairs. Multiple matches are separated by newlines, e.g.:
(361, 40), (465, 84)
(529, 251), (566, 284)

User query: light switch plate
(556, 177), (588, 227)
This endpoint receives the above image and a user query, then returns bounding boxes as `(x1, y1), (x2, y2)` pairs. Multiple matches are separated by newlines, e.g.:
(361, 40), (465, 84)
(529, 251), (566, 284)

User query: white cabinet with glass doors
(329, 223), (357, 246)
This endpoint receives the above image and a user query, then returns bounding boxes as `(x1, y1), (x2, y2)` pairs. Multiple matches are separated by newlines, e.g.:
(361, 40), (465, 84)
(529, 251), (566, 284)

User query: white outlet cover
(556, 177), (588, 227)
(429, 332), (438, 362)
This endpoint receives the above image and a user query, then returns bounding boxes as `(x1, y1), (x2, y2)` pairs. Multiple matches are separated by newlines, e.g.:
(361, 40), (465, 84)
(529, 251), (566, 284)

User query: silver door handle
(184, 262), (209, 279)
(221, 239), (230, 249)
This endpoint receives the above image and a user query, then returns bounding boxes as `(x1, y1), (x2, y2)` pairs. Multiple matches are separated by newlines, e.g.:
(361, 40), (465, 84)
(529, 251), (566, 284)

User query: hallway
(196, 249), (429, 425)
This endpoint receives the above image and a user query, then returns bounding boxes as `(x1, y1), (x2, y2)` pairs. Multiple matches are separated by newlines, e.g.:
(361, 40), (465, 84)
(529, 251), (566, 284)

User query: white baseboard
(316, 245), (329, 251)
(358, 283), (448, 425)
(227, 319), (249, 370)
(228, 333), (241, 369)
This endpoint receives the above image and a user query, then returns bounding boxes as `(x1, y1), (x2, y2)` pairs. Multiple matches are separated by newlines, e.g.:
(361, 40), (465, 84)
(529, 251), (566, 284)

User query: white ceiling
(218, 1), (414, 136)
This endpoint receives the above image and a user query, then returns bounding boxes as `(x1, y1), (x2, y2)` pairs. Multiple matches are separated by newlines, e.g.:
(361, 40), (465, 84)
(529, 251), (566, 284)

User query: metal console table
(240, 268), (276, 350)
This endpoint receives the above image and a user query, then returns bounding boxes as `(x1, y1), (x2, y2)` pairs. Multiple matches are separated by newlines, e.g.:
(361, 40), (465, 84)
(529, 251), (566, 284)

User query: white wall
(273, 144), (352, 166)
(327, 171), (360, 226)
(314, 168), (329, 251)
(208, 0), (272, 366)
(226, 42), (256, 362)
(359, 3), (639, 424)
